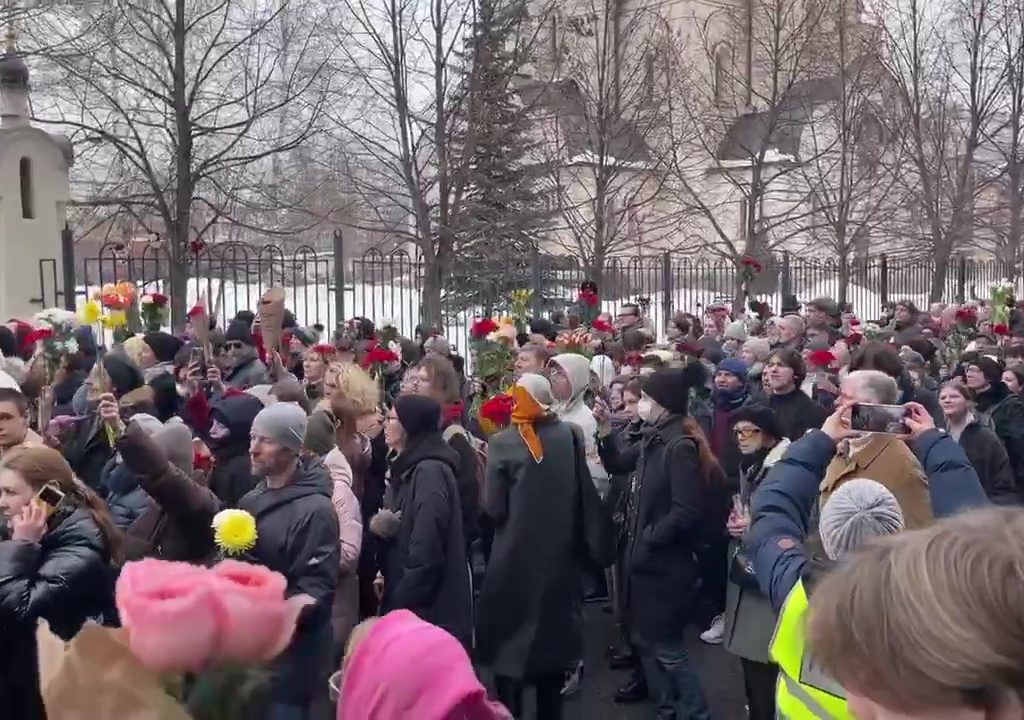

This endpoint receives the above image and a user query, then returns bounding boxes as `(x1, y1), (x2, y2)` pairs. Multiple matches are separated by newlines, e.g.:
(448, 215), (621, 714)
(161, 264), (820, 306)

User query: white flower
(140, 294), (154, 305)
(381, 318), (396, 328)
(33, 308), (77, 327)
(62, 338), (79, 355)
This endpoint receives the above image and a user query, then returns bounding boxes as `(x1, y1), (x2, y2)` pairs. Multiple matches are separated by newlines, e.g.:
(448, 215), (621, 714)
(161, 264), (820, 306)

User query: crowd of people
(1, 288), (1024, 720)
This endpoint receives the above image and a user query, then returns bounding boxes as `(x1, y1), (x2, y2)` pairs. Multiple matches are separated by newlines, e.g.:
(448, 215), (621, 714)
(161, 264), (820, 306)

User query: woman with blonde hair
(807, 506), (1024, 720)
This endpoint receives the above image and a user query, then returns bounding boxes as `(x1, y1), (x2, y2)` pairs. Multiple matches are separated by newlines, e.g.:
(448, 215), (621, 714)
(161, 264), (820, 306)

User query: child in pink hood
(338, 610), (510, 720)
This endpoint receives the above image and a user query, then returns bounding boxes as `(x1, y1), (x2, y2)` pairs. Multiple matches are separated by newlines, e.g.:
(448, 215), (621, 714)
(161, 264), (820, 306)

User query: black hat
(781, 294), (801, 315)
(640, 362), (707, 416)
(234, 310), (256, 326)
(101, 353), (145, 397)
(729, 403), (783, 440)
(226, 320), (256, 347)
(394, 394), (441, 439)
(143, 332), (184, 364)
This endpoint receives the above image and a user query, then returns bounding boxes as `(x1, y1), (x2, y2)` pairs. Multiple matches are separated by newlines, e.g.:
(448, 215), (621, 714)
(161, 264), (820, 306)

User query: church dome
(0, 49), (29, 88)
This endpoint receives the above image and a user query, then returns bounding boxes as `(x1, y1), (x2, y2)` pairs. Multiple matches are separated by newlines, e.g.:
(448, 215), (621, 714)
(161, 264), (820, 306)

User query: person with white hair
(745, 400), (989, 718)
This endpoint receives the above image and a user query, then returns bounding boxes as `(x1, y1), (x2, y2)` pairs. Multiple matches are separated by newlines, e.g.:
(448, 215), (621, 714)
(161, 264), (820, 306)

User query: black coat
(238, 458), (340, 705)
(477, 419), (602, 678)
(768, 389), (828, 441)
(0, 506), (117, 720)
(444, 426), (481, 549)
(599, 416), (709, 645)
(380, 433), (473, 648)
(958, 420), (1017, 505)
(976, 382), (1024, 501)
(63, 415), (116, 491)
(208, 394), (263, 507)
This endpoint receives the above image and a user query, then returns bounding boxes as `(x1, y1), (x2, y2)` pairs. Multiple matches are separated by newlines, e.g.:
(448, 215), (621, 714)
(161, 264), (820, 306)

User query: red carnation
(591, 318), (613, 334)
(740, 256), (764, 273)
(480, 394), (514, 426)
(470, 317), (500, 340)
(578, 288), (599, 307)
(362, 344), (400, 368)
(993, 323), (1010, 336)
(955, 307), (977, 324)
(25, 327), (54, 346)
(808, 349), (836, 368)
(187, 303), (206, 318)
(149, 292), (169, 306)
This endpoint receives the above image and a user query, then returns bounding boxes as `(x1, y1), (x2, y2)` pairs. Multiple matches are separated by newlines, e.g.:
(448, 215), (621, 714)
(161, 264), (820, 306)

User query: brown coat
(820, 435), (932, 529)
(116, 423), (220, 563)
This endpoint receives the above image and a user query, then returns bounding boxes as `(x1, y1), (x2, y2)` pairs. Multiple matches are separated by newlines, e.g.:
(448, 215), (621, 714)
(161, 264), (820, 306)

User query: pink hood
(338, 610), (509, 720)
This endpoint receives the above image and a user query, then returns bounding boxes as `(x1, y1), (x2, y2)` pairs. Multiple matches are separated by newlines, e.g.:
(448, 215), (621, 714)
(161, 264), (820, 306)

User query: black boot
(614, 677), (648, 704)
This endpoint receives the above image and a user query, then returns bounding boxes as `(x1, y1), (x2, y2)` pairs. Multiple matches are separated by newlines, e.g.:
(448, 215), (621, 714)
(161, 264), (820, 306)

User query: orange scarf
(511, 384), (545, 463)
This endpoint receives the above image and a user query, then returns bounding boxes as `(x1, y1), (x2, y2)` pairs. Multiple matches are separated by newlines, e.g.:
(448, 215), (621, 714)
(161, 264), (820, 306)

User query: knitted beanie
(251, 403), (308, 454)
(820, 478), (905, 560)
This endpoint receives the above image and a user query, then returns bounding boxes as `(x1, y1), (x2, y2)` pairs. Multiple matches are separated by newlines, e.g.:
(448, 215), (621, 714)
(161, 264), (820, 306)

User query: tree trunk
(171, 0), (193, 333)
(929, 241), (952, 304)
(837, 254), (850, 306)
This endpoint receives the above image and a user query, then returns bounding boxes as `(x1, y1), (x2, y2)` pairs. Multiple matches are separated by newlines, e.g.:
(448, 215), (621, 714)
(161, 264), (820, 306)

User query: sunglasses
(733, 427), (762, 438)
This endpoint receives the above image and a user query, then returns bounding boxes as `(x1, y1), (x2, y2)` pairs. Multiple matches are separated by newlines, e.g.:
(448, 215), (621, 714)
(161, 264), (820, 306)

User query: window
(713, 43), (732, 105)
(19, 157), (34, 220)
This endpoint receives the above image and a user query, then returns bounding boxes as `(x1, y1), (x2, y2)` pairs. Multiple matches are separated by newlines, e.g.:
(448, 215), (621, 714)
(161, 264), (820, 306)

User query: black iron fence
(71, 235), (1022, 357)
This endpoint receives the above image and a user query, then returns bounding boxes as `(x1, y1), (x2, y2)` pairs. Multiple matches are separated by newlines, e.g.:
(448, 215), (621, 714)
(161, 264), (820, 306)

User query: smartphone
(851, 403), (909, 435)
(35, 483), (65, 516)
(189, 346), (204, 367)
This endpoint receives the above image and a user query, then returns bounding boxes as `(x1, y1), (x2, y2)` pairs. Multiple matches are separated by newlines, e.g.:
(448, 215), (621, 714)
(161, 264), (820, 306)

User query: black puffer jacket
(380, 433), (472, 647)
(208, 394), (263, 507)
(101, 457), (152, 530)
(976, 381), (1024, 501)
(958, 419), (1017, 504)
(238, 457), (339, 706)
(0, 506), (117, 720)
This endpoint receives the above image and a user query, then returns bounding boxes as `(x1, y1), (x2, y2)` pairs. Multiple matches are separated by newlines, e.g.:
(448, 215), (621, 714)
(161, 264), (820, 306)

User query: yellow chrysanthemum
(212, 509), (258, 555)
(80, 300), (102, 325)
(101, 310), (127, 329)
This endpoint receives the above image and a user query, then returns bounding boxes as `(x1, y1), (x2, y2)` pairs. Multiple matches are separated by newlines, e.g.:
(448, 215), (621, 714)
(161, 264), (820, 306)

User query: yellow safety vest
(769, 580), (851, 719)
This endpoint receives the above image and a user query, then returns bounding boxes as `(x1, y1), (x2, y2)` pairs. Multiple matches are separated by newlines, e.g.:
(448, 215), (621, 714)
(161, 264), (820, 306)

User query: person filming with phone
(0, 445), (121, 720)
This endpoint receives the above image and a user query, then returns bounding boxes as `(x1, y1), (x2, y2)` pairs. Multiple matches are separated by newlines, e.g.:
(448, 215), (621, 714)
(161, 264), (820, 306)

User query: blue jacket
(748, 429), (989, 612)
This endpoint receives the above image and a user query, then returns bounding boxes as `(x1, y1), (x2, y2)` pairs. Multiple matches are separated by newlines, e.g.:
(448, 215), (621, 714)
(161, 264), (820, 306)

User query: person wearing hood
(222, 320), (269, 390)
(938, 380), (1017, 505)
(372, 395), (472, 648)
(722, 321), (747, 357)
(963, 355), (1024, 500)
(721, 404), (789, 720)
(64, 353), (145, 491)
(239, 402), (340, 717)
(550, 353), (609, 498)
(206, 392), (264, 506)
(595, 364), (718, 720)
(590, 354), (616, 403)
(479, 374), (613, 720)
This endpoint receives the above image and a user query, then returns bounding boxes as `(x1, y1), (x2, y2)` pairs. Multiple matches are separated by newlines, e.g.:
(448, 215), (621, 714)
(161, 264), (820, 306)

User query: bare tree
(25, 0), (334, 325)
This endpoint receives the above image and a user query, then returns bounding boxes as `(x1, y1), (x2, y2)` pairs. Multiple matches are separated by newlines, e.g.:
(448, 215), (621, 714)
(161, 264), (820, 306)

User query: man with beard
(241, 402), (339, 720)
(221, 319), (269, 390)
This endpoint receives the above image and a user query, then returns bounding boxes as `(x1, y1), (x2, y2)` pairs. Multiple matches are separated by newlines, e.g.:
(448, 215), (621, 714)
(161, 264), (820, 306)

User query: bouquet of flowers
(991, 279), (1014, 327)
(93, 282), (137, 343)
(38, 531), (310, 720)
(469, 317), (516, 388)
(28, 309), (79, 377)
(576, 281), (600, 327)
(555, 328), (595, 359)
(139, 292), (170, 332)
(739, 255), (763, 284)
(478, 393), (514, 436)
(361, 341), (400, 378)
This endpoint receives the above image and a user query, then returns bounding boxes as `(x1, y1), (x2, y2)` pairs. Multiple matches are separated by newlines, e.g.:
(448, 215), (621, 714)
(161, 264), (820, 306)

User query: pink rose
(117, 559), (218, 672)
(209, 560), (313, 663)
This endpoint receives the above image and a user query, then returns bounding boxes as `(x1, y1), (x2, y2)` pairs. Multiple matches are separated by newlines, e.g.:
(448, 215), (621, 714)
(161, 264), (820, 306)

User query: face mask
(636, 396), (656, 423)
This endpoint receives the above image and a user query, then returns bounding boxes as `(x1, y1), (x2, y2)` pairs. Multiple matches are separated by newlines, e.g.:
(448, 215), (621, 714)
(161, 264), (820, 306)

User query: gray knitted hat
(251, 403), (308, 455)
(820, 478), (905, 560)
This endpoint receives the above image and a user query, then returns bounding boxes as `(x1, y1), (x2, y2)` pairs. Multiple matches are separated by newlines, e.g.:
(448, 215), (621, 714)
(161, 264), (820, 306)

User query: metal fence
(72, 235), (1022, 357)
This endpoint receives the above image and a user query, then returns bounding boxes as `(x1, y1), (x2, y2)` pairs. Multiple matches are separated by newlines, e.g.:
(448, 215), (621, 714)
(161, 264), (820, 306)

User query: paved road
(510, 605), (748, 719)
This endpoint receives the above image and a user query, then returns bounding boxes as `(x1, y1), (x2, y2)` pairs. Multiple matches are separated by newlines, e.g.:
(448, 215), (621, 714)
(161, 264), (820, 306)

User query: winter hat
(422, 335), (451, 358)
(225, 320), (256, 347)
(153, 420), (195, 474)
(338, 609), (509, 720)
(729, 403), (784, 440)
(742, 337), (771, 362)
(723, 320), (748, 343)
(304, 409), (338, 456)
(640, 363), (708, 416)
(394, 394), (442, 440)
(819, 478), (905, 561)
(143, 332), (184, 364)
(291, 326), (319, 347)
(251, 402), (308, 454)
(972, 356), (1004, 385)
(101, 354), (145, 397)
(129, 412), (163, 438)
(246, 384), (276, 407)
(717, 357), (750, 381)
(781, 294), (802, 314)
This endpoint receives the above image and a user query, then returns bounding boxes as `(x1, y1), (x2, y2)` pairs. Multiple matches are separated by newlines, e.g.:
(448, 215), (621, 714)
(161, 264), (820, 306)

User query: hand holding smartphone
(850, 403), (910, 436)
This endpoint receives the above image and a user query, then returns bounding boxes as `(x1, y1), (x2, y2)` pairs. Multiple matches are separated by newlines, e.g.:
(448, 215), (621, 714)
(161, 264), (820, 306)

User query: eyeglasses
(733, 427), (762, 438)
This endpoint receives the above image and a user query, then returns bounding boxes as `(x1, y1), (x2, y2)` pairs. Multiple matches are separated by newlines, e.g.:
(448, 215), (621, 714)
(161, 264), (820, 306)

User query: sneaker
(700, 614), (726, 645)
(561, 660), (584, 697)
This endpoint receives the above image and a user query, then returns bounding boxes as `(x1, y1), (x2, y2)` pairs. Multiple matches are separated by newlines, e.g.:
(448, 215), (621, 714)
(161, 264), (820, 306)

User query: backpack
(443, 424), (488, 494)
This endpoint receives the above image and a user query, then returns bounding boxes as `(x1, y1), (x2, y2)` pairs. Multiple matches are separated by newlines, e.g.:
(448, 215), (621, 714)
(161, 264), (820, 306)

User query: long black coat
(959, 420), (1017, 504)
(477, 418), (600, 678)
(379, 433), (473, 648)
(0, 506), (117, 720)
(976, 381), (1024, 501)
(599, 416), (709, 645)
(238, 458), (340, 706)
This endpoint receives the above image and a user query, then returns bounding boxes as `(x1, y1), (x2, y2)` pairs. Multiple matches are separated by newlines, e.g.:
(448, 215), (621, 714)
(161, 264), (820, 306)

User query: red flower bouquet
(578, 288), (599, 307)
(361, 343), (399, 369)
(471, 317), (500, 340)
(591, 317), (614, 334)
(955, 307), (978, 325)
(740, 255), (763, 273)
(478, 393), (514, 435)
(993, 323), (1010, 336)
(808, 349), (836, 368)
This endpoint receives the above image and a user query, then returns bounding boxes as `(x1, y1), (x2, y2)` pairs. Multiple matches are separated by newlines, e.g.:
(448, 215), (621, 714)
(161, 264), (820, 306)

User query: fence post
(530, 243), (543, 317)
(955, 255), (967, 304)
(879, 254), (889, 308)
(60, 224), (76, 311)
(780, 251), (792, 302)
(332, 229), (345, 328)
(661, 251), (672, 330)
